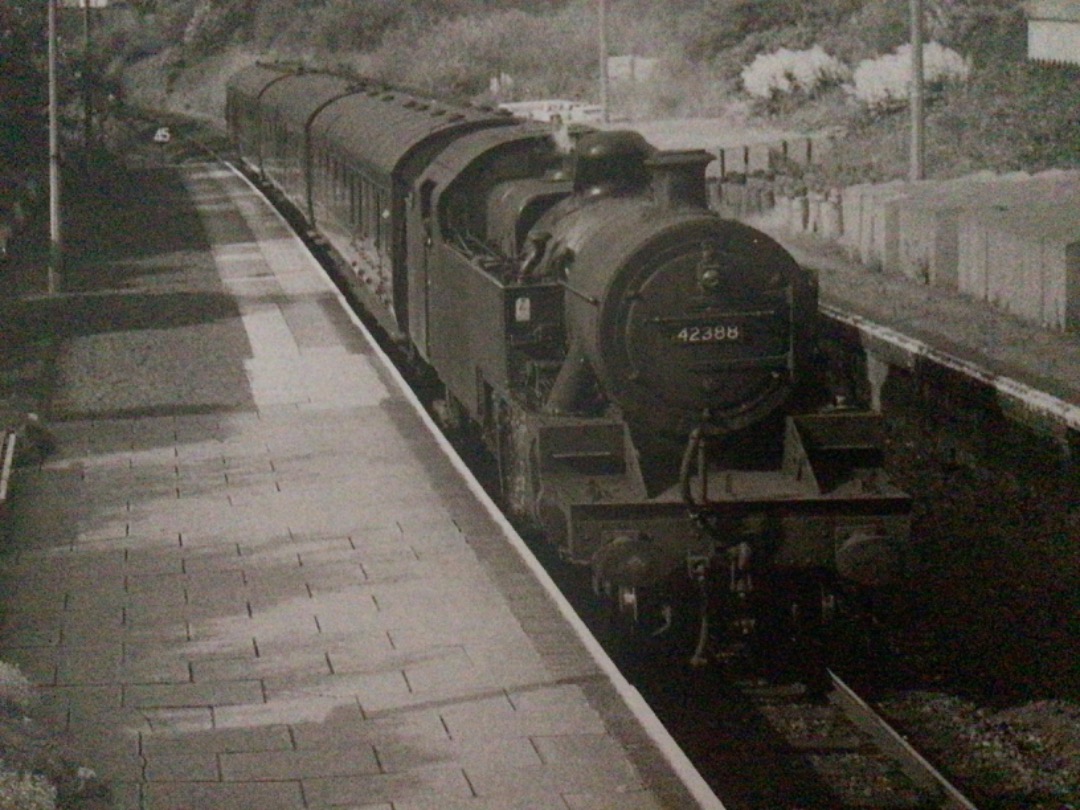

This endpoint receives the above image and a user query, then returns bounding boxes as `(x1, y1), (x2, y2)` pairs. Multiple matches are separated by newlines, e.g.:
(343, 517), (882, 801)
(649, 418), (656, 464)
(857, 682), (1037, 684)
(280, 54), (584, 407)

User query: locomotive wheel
(431, 389), (467, 434)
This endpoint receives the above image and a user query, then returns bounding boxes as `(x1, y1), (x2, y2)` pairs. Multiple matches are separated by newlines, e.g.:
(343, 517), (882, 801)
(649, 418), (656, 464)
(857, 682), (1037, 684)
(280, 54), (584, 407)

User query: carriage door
(406, 179), (437, 362)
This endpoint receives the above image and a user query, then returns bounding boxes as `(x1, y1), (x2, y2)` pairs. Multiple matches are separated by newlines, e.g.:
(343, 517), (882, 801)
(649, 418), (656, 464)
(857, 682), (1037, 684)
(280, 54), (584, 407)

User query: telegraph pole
(909, 0), (926, 182)
(83, 0), (92, 152)
(48, 0), (62, 293)
(599, 0), (609, 123)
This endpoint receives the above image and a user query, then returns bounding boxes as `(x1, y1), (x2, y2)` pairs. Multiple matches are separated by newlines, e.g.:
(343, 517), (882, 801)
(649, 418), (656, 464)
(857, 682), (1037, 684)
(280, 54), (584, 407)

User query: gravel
(878, 692), (1080, 809)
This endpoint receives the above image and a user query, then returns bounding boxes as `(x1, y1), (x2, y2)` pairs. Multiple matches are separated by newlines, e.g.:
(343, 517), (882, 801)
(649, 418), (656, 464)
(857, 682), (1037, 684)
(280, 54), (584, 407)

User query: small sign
(152, 127), (172, 144)
(515, 297), (531, 322)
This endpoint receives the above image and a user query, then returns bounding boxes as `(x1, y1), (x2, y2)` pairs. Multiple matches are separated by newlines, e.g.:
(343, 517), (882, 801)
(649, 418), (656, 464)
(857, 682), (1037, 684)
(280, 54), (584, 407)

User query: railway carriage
(227, 63), (911, 658)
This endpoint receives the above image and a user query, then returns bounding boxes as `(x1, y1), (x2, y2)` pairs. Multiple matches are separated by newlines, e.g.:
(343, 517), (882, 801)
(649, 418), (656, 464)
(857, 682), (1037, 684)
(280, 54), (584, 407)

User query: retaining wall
(958, 199), (1080, 330)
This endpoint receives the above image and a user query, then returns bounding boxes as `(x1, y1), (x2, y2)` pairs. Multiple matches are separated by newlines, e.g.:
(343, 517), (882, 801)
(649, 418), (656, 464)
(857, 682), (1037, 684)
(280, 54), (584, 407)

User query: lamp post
(48, 0), (62, 293)
(82, 0), (92, 153)
(599, 0), (609, 123)
(909, 0), (926, 182)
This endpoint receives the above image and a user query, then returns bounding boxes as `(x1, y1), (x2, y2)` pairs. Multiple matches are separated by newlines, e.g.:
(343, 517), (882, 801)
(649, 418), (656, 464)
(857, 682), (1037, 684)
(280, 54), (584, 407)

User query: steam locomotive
(226, 63), (910, 660)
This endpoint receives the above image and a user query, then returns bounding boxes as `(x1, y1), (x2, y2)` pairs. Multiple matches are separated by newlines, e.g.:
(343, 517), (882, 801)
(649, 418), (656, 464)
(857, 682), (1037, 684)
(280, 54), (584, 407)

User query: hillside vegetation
(3, 0), (1079, 190)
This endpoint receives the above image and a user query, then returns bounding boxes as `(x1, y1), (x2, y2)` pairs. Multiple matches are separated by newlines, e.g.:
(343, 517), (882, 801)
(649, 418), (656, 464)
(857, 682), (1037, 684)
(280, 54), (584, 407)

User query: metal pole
(83, 0), (92, 152)
(909, 0), (925, 182)
(48, 0), (62, 293)
(599, 0), (609, 123)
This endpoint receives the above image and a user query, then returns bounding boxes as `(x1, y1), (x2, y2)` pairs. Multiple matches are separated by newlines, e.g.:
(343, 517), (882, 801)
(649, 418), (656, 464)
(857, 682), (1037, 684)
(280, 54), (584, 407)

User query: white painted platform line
(224, 162), (728, 810)
(826, 305), (1080, 433)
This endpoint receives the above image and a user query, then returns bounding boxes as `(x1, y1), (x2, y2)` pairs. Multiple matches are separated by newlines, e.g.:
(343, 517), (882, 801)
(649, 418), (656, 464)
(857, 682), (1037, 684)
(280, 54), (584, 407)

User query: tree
(0, 0), (47, 168)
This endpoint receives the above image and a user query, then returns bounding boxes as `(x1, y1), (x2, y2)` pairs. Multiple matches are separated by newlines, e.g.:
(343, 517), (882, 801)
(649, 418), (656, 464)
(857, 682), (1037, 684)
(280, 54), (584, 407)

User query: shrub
(371, 5), (597, 100)
(926, 0), (1027, 64)
(679, 0), (795, 59)
(822, 0), (909, 62)
(682, 0), (862, 61)
(0, 661), (34, 710)
(307, 0), (421, 52)
(0, 767), (56, 810)
(935, 60), (1080, 171)
(182, 0), (256, 54)
(740, 45), (850, 101)
(849, 41), (971, 113)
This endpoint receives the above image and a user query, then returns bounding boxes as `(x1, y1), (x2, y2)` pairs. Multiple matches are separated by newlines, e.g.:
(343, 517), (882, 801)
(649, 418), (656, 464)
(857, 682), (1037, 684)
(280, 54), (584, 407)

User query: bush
(821, 0), (909, 62)
(740, 45), (850, 101)
(370, 5), (597, 100)
(182, 0), (257, 54)
(682, 0), (862, 61)
(849, 41), (971, 113)
(925, 0), (1027, 64)
(935, 60), (1080, 171)
(0, 661), (33, 711)
(307, 0), (423, 52)
(0, 767), (56, 810)
(687, 0), (804, 57)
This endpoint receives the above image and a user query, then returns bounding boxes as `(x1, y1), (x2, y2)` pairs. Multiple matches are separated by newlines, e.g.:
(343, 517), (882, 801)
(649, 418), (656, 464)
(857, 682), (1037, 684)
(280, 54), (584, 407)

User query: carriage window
(364, 183), (375, 239)
(355, 172), (364, 229)
(420, 179), (435, 233)
(374, 190), (384, 249)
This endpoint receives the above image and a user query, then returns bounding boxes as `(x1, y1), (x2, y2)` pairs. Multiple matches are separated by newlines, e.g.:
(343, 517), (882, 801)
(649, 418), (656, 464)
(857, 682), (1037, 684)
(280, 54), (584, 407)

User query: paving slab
(0, 163), (715, 809)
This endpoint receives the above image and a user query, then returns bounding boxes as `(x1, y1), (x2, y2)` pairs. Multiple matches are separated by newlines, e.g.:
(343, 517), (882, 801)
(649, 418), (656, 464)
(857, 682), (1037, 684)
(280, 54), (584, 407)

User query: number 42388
(672, 325), (743, 343)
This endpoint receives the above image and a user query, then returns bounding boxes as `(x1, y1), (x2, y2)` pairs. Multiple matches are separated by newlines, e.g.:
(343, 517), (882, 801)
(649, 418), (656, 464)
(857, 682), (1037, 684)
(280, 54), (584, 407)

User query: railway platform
(0, 162), (719, 809)
(784, 230), (1080, 443)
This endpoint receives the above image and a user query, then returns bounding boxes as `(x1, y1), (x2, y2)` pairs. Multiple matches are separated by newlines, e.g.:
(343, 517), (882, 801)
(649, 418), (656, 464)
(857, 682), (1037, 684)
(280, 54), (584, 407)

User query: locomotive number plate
(671, 324), (744, 344)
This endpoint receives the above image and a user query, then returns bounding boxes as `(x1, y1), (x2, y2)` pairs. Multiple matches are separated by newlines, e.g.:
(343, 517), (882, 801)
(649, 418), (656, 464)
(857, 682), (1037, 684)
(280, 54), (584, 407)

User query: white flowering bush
(741, 46), (851, 101)
(849, 42), (971, 112)
(0, 660), (33, 710)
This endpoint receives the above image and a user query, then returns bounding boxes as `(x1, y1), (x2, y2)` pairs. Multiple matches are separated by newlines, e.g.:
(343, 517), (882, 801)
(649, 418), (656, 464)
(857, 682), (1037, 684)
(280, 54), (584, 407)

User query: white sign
(515, 297), (532, 322)
(499, 99), (604, 124)
(607, 55), (658, 82)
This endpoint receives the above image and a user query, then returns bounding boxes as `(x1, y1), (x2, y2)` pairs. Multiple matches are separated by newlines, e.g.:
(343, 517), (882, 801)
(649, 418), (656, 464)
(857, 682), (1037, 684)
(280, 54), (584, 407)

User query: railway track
(539, 553), (983, 809)
(648, 662), (981, 810)
(825, 671), (978, 809)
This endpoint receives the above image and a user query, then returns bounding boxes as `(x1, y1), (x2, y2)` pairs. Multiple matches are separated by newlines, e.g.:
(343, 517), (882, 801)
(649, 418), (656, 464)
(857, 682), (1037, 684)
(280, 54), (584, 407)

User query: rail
(828, 670), (980, 810)
(0, 429), (16, 513)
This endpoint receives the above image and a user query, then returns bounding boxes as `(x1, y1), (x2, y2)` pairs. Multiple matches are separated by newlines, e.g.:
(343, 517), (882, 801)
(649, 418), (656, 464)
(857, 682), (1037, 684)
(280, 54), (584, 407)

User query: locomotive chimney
(572, 131), (653, 196)
(645, 150), (713, 209)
